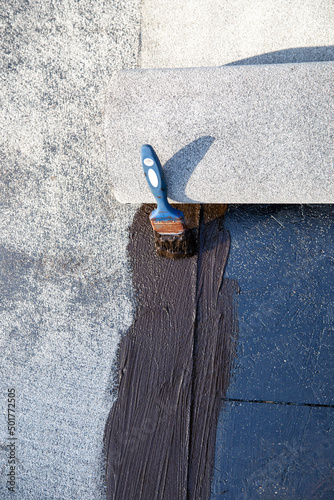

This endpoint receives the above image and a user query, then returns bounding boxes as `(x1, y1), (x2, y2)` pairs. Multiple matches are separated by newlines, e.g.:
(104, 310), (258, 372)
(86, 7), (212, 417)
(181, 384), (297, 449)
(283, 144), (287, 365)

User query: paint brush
(141, 144), (195, 258)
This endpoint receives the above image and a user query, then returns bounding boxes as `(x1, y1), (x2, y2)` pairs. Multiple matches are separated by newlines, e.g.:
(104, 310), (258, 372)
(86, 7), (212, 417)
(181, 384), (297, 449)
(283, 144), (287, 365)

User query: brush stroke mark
(104, 204), (239, 499)
(188, 205), (239, 500)
(104, 204), (199, 500)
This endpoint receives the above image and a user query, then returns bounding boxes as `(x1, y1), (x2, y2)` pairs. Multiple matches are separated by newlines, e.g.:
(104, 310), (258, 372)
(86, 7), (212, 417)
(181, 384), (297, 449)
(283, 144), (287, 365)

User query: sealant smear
(187, 205), (239, 500)
(104, 204), (199, 500)
(104, 204), (239, 500)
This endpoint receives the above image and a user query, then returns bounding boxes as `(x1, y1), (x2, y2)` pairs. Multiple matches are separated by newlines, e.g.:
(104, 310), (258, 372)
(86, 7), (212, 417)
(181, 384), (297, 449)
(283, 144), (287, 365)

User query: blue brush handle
(141, 144), (180, 218)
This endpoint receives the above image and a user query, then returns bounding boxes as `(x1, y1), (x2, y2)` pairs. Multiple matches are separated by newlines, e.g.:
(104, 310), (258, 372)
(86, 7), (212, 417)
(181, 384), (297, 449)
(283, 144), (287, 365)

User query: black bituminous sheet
(211, 205), (334, 499)
(104, 204), (238, 500)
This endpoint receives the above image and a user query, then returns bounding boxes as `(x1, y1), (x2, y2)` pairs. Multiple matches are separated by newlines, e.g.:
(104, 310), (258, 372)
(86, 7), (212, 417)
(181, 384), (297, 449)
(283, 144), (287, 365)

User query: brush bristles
(153, 229), (196, 259)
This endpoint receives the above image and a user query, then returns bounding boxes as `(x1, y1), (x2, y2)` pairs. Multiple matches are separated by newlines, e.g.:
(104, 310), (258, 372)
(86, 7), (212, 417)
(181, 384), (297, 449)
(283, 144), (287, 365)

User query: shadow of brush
(163, 135), (215, 203)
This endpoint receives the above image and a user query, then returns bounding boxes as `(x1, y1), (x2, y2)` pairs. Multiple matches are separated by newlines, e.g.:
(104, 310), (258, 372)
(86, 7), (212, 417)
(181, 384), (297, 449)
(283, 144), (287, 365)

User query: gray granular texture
(0, 1), (141, 498)
(106, 63), (333, 204)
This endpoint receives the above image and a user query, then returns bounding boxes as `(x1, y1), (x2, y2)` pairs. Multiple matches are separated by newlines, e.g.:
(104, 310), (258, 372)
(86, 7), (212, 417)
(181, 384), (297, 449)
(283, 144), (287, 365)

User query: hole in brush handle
(148, 168), (159, 187)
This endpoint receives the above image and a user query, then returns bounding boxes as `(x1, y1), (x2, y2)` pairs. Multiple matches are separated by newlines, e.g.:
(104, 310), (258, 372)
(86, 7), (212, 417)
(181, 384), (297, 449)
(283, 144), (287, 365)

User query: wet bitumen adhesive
(104, 204), (333, 500)
(104, 204), (238, 500)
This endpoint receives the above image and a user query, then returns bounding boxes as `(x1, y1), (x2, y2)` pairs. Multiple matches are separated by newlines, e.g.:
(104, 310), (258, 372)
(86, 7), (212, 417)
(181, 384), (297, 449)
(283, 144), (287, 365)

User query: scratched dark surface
(212, 402), (333, 499)
(223, 204), (333, 404)
(211, 205), (334, 499)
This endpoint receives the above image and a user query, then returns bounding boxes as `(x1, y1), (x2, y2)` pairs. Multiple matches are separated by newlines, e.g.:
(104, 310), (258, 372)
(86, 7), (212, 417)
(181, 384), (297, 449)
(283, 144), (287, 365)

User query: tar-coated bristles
(153, 229), (196, 259)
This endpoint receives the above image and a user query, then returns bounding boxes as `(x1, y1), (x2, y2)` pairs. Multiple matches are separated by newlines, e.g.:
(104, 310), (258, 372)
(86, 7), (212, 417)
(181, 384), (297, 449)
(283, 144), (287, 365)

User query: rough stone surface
(140, 0), (334, 68)
(0, 1), (141, 498)
(106, 62), (333, 204)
